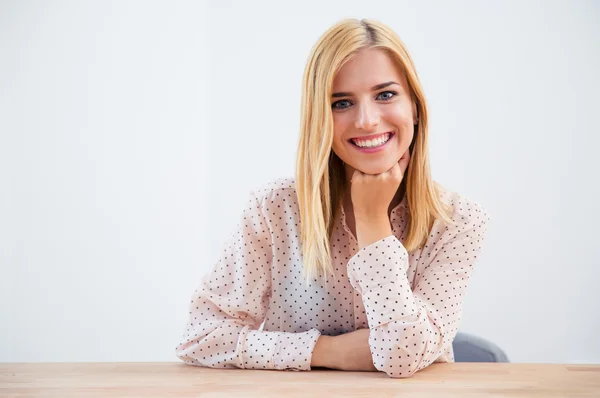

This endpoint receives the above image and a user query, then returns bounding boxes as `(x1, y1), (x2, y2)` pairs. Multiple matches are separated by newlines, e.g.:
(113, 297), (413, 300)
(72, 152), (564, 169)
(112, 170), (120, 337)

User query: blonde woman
(176, 18), (490, 378)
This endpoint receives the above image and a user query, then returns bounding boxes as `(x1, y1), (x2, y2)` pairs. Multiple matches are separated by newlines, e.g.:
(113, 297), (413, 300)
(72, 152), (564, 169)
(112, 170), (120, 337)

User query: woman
(175, 18), (490, 378)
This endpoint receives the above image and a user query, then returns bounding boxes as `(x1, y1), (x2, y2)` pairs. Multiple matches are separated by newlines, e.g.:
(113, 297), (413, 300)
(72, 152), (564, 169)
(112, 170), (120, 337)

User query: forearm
(355, 216), (393, 250)
(346, 235), (464, 378)
(177, 321), (321, 371)
(310, 335), (337, 368)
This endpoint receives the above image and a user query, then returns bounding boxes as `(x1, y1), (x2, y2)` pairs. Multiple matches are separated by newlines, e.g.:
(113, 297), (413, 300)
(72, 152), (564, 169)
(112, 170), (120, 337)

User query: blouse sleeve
(347, 203), (490, 378)
(175, 190), (321, 371)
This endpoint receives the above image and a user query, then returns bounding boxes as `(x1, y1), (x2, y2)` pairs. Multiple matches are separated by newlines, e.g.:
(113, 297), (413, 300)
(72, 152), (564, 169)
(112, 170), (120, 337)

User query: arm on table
(175, 190), (321, 371)
(349, 206), (490, 378)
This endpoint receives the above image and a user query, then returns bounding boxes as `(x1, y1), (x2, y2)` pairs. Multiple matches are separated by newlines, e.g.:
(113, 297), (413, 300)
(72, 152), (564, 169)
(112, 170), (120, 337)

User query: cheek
(332, 115), (350, 142)
(384, 106), (412, 127)
(383, 109), (414, 149)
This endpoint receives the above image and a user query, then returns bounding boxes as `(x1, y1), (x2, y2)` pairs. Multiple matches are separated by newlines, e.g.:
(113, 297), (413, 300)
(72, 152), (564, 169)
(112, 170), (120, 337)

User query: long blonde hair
(295, 18), (453, 285)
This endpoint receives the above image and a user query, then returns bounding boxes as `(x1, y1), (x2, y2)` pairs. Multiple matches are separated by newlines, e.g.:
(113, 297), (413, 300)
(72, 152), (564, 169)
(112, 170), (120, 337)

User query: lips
(349, 132), (394, 148)
(349, 131), (394, 142)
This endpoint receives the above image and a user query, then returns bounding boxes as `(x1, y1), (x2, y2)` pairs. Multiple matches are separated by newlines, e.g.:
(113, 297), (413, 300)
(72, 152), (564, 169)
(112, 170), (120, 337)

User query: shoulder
(248, 177), (299, 210)
(251, 177), (296, 199)
(434, 182), (491, 229)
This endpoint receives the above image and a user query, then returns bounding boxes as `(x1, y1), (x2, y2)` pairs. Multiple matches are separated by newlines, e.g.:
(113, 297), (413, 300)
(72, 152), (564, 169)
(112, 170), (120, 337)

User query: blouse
(175, 177), (490, 378)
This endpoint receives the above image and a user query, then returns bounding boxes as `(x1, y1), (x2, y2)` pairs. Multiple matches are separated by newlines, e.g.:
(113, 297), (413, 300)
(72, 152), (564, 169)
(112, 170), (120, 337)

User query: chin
(354, 162), (394, 175)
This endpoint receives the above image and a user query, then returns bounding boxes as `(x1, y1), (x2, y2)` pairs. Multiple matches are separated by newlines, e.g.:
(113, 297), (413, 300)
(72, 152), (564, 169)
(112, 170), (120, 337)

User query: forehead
(332, 48), (405, 90)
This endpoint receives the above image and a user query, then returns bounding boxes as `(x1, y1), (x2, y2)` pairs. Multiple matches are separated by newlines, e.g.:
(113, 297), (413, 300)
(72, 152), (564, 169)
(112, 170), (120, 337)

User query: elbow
(174, 326), (242, 369)
(175, 340), (232, 369)
(373, 339), (443, 378)
(175, 328), (216, 368)
(174, 319), (220, 366)
(371, 342), (425, 378)
(372, 317), (449, 378)
(175, 340), (201, 366)
(377, 353), (439, 378)
(376, 359), (422, 378)
(386, 370), (418, 379)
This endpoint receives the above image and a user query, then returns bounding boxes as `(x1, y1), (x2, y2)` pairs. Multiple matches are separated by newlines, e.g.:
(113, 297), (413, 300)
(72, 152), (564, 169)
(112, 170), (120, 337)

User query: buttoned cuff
(242, 328), (321, 371)
(347, 236), (419, 328)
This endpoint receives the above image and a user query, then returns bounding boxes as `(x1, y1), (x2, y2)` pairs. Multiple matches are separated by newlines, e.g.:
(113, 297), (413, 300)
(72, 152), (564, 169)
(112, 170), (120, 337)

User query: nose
(354, 101), (380, 131)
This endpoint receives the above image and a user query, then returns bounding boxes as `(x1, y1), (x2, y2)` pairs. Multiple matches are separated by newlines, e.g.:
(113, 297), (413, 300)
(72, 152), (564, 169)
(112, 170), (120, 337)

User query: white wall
(0, 0), (208, 361)
(1, 0), (599, 365)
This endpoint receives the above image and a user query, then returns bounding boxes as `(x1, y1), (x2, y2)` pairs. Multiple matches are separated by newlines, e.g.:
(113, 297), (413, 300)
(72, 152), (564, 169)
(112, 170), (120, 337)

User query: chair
(452, 332), (509, 362)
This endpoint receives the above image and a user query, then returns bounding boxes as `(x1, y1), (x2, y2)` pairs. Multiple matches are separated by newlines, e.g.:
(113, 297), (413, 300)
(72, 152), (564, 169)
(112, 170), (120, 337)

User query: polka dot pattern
(176, 177), (490, 378)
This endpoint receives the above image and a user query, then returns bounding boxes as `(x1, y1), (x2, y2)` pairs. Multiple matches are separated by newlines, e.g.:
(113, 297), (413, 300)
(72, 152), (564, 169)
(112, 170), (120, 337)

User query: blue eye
(332, 100), (352, 110)
(377, 91), (397, 101)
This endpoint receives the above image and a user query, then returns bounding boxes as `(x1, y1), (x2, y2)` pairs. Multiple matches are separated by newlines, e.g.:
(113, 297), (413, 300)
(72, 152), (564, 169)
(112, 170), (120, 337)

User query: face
(330, 47), (417, 178)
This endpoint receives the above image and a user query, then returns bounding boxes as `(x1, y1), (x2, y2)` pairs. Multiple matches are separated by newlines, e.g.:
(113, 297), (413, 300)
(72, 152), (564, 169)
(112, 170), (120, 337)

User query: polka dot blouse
(175, 177), (490, 378)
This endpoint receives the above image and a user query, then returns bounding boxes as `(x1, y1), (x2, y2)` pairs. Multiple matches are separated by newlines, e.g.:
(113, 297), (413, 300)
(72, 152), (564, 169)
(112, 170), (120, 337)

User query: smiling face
(330, 47), (417, 178)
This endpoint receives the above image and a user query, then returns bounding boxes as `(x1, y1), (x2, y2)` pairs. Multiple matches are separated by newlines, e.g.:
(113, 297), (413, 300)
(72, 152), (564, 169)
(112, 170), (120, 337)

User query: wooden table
(1, 362), (599, 397)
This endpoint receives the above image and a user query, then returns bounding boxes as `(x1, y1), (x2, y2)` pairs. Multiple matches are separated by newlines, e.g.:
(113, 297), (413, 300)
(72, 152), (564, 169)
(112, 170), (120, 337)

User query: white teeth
(352, 133), (391, 148)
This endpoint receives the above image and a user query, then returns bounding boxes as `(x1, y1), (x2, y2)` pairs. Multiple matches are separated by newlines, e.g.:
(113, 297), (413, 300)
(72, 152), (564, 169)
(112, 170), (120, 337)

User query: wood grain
(1, 362), (599, 397)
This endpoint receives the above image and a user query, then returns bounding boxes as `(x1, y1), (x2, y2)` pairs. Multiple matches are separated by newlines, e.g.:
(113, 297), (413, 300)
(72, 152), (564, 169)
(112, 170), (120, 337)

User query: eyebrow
(331, 81), (399, 98)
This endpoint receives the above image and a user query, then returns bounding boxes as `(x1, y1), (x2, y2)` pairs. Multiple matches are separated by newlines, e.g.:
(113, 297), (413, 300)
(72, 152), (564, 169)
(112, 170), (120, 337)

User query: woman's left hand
(350, 150), (411, 223)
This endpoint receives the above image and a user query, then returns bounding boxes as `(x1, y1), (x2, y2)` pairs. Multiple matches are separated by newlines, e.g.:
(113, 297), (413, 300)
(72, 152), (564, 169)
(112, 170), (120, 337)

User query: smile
(349, 132), (393, 149)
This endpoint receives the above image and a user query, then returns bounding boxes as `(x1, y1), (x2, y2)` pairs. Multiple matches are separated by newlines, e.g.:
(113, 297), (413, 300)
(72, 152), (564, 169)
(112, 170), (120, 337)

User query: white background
(1, 0), (599, 364)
